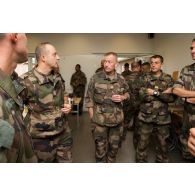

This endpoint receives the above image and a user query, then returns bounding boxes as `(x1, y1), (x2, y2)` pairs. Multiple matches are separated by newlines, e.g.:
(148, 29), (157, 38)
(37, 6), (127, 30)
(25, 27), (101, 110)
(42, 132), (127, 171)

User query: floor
(68, 112), (187, 163)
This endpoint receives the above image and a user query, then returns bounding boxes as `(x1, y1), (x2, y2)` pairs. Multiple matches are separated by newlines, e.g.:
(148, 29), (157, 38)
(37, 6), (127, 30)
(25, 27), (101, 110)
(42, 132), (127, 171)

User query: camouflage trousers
(179, 111), (195, 160)
(136, 121), (170, 163)
(132, 116), (140, 149)
(91, 122), (123, 163)
(32, 130), (73, 163)
(179, 135), (195, 160)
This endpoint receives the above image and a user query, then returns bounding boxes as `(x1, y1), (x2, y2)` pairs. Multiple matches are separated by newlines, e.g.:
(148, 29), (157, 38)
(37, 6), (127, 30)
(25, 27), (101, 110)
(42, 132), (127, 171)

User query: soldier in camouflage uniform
(20, 42), (72, 163)
(0, 33), (37, 163)
(173, 38), (195, 160)
(95, 59), (104, 73)
(85, 52), (129, 163)
(136, 55), (175, 163)
(121, 63), (131, 78)
(133, 62), (150, 149)
(122, 62), (141, 141)
(70, 64), (87, 114)
(141, 62), (150, 74)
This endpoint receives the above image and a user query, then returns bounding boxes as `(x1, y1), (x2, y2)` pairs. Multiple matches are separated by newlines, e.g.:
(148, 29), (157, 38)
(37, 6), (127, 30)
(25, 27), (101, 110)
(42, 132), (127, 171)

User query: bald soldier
(20, 42), (73, 162)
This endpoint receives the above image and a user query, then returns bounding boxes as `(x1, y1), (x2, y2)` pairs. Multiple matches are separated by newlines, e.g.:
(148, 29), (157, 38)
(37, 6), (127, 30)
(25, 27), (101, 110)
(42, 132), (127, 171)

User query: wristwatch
(153, 91), (159, 96)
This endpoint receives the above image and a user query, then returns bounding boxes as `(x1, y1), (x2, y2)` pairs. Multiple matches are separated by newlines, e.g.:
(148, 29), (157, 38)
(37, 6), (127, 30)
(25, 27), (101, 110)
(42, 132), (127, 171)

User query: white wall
(26, 33), (154, 96)
(153, 33), (195, 75)
(27, 33), (154, 55)
(59, 54), (103, 111)
(59, 54), (103, 93)
(26, 33), (195, 81)
(24, 33), (195, 111)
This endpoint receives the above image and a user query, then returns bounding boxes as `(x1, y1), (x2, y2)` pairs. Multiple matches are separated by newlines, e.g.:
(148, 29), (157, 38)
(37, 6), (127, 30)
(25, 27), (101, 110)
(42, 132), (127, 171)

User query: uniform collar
(103, 70), (118, 80)
(188, 63), (195, 71)
(33, 68), (54, 84)
(0, 68), (21, 106)
(150, 70), (164, 81)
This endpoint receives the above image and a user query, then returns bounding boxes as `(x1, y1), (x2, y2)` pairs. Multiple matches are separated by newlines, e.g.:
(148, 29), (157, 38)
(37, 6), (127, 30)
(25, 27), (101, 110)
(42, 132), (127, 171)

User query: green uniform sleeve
(157, 93), (176, 103)
(85, 77), (94, 108)
(0, 119), (15, 149)
(0, 148), (7, 163)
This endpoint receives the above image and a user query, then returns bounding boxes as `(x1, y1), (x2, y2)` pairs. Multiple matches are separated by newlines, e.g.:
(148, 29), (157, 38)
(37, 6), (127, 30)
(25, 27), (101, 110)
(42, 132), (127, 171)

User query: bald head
(35, 42), (54, 62)
(0, 33), (28, 75)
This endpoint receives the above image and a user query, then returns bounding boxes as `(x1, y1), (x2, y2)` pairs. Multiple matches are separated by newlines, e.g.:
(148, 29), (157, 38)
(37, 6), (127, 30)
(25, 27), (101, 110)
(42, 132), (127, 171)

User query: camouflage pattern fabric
(133, 73), (150, 149)
(121, 70), (131, 78)
(91, 122), (123, 163)
(0, 70), (37, 163)
(19, 68), (72, 162)
(173, 63), (195, 160)
(86, 71), (129, 162)
(136, 121), (170, 162)
(70, 70), (87, 113)
(86, 71), (129, 127)
(122, 71), (141, 139)
(95, 67), (104, 73)
(32, 122), (72, 162)
(136, 71), (175, 162)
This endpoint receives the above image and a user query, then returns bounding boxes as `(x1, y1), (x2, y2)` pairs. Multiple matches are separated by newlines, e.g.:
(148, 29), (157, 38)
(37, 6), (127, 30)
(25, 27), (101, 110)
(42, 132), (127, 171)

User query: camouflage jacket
(19, 68), (67, 139)
(173, 63), (195, 117)
(0, 70), (36, 163)
(121, 70), (131, 78)
(124, 71), (141, 109)
(70, 70), (87, 89)
(138, 71), (175, 124)
(85, 71), (129, 127)
(95, 67), (104, 73)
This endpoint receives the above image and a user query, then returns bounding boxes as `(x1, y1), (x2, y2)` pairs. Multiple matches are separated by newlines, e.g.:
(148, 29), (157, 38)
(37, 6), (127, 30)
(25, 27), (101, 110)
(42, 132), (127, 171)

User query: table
(71, 97), (81, 116)
(71, 97), (81, 128)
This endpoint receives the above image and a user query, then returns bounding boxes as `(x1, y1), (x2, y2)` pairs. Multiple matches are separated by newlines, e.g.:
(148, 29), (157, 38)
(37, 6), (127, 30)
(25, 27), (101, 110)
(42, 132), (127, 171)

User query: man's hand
(112, 95), (125, 102)
(188, 128), (195, 156)
(61, 104), (72, 114)
(186, 97), (195, 104)
(88, 107), (93, 119)
(146, 88), (155, 96)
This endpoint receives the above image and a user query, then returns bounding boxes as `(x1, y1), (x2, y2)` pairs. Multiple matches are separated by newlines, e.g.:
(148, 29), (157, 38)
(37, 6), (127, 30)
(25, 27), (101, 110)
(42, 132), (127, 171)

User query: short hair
(192, 38), (195, 42)
(141, 62), (150, 67)
(76, 64), (81, 68)
(150, 55), (164, 63)
(101, 59), (105, 66)
(35, 42), (52, 62)
(131, 61), (140, 69)
(137, 60), (142, 66)
(104, 52), (118, 61)
(124, 63), (129, 68)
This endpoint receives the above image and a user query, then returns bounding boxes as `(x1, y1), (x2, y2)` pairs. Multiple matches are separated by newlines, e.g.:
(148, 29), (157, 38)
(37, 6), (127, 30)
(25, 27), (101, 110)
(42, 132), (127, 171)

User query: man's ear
(41, 55), (46, 62)
(9, 33), (18, 43)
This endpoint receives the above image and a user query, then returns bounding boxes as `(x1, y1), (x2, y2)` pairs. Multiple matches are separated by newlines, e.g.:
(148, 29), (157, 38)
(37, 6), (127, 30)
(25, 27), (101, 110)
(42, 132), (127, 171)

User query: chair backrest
(172, 71), (179, 81)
